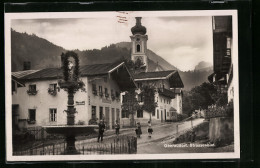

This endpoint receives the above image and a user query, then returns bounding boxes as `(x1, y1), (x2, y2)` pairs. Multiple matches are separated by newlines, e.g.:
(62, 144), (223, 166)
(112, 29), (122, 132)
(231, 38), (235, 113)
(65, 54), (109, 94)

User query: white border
(5, 10), (239, 161)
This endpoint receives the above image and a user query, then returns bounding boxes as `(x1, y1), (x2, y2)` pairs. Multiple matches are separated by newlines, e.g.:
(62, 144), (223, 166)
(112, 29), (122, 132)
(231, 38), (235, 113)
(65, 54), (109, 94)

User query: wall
(12, 75), (122, 129)
(87, 76), (121, 129)
(209, 117), (234, 145)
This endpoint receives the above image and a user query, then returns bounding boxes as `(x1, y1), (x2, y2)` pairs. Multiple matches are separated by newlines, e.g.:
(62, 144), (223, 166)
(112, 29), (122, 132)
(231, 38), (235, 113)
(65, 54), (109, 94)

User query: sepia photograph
(5, 10), (239, 161)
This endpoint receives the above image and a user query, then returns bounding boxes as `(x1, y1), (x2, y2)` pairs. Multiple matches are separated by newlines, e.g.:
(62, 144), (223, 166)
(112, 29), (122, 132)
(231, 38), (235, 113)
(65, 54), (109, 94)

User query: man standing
(98, 120), (106, 142)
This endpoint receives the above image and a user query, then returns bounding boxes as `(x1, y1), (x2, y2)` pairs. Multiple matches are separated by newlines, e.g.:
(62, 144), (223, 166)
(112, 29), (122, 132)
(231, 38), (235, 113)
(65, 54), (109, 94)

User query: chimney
(23, 62), (31, 70)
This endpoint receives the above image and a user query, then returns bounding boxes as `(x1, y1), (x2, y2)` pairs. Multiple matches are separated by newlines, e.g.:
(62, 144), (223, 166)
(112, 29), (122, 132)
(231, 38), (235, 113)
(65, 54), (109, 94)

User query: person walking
(147, 120), (153, 138)
(135, 122), (142, 138)
(115, 120), (120, 136)
(97, 119), (106, 142)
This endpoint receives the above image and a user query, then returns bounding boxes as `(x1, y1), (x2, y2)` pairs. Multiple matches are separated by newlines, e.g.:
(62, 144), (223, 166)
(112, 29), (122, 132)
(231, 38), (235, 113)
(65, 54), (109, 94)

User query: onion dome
(131, 17), (147, 35)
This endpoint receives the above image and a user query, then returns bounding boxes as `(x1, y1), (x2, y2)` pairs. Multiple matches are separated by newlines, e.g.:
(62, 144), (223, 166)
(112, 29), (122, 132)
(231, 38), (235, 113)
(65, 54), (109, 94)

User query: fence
(13, 135), (137, 155)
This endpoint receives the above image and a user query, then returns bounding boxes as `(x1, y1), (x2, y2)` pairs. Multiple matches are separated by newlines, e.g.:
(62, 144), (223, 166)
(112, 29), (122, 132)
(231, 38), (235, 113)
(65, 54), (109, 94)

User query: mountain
(11, 30), (66, 71)
(11, 30), (211, 90)
(115, 42), (178, 71)
(194, 61), (213, 71)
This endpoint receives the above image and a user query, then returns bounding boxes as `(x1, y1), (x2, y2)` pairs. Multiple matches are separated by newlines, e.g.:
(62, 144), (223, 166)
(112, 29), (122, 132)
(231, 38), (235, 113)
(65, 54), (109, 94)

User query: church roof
(131, 17), (147, 35)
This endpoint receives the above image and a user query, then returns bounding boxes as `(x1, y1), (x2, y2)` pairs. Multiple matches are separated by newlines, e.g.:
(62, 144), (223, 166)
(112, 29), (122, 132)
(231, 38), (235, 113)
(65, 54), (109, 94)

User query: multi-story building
(12, 61), (136, 130)
(208, 16), (234, 102)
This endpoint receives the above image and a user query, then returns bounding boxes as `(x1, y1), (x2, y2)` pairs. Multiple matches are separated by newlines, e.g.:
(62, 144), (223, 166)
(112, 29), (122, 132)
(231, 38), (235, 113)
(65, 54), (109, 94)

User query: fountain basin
(43, 125), (99, 137)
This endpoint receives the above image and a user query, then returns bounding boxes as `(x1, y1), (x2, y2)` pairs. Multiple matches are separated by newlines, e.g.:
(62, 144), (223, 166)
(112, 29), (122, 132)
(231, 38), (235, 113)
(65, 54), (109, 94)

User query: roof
(134, 70), (176, 80)
(12, 70), (40, 79)
(12, 61), (137, 91)
(134, 70), (184, 88)
(14, 61), (125, 80)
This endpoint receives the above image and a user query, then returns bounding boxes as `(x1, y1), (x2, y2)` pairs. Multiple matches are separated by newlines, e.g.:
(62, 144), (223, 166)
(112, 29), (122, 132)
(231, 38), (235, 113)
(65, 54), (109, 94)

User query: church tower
(130, 17), (148, 72)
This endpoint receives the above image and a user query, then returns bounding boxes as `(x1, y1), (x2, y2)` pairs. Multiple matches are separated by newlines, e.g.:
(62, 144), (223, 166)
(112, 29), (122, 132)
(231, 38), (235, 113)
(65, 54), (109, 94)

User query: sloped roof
(134, 70), (176, 80)
(12, 70), (40, 79)
(17, 61), (125, 80)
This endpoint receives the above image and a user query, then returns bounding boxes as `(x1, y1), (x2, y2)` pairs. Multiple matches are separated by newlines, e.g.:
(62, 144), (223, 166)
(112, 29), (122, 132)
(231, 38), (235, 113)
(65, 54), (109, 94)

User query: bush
(177, 113), (189, 121)
(206, 100), (233, 119)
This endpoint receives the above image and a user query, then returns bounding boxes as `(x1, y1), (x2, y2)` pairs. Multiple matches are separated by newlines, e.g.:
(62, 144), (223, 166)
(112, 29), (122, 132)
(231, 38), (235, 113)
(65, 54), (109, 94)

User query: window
(164, 99), (165, 104)
(138, 93), (143, 102)
(99, 86), (103, 96)
(122, 95), (125, 103)
(167, 112), (169, 117)
(27, 84), (37, 95)
(92, 84), (97, 95)
(163, 84), (165, 89)
(157, 110), (159, 119)
(48, 84), (57, 95)
(105, 88), (109, 97)
(91, 106), (96, 119)
(29, 84), (36, 92)
(99, 86), (102, 93)
(136, 44), (141, 52)
(49, 84), (57, 90)
(49, 108), (57, 122)
(28, 109), (36, 122)
(111, 89), (115, 100)
(122, 109), (129, 118)
(99, 106), (103, 119)
(137, 109), (143, 118)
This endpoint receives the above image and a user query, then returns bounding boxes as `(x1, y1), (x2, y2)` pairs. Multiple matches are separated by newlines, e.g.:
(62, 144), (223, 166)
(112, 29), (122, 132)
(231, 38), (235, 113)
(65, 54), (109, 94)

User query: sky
(11, 14), (213, 71)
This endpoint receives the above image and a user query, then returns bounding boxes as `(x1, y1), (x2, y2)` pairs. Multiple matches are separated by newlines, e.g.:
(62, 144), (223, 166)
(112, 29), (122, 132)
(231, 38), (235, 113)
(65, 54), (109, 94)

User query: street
(77, 118), (206, 154)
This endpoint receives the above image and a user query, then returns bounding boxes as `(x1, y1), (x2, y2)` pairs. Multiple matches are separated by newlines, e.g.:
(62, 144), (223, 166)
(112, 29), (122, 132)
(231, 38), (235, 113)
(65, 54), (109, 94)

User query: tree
(121, 89), (140, 126)
(141, 86), (157, 121)
(182, 82), (228, 115)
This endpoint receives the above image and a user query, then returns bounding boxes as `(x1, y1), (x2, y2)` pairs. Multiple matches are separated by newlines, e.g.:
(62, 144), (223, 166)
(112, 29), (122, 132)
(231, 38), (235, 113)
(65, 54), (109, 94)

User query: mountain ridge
(11, 30), (212, 90)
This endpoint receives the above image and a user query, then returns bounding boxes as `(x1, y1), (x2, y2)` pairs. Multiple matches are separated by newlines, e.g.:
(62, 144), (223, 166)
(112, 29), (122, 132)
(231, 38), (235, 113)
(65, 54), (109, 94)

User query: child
(147, 121), (153, 138)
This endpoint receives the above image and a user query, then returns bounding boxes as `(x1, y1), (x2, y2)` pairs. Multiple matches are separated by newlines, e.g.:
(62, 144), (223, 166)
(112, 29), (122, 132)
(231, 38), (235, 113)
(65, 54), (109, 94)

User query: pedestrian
(115, 120), (120, 136)
(135, 122), (142, 138)
(97, 119), (106, 142)
(147, 120), (153, 138)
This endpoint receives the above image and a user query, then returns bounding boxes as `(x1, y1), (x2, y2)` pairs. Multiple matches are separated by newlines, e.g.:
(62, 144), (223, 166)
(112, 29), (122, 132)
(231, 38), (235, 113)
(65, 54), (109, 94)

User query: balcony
(158, 88), (175, 99)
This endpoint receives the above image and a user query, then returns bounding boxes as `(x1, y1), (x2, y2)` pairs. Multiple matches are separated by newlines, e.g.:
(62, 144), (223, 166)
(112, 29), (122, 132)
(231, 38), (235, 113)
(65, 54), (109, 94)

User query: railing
(13, 135), (137, 155)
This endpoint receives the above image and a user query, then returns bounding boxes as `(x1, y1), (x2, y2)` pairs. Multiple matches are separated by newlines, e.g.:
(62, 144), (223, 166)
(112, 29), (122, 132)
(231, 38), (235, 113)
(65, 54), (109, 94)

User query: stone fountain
(44, 51), (98, 155)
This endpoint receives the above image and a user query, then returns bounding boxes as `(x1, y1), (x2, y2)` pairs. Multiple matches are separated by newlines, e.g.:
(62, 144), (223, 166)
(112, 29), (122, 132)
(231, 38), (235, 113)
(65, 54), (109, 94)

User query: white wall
(12, 75), (122, 129)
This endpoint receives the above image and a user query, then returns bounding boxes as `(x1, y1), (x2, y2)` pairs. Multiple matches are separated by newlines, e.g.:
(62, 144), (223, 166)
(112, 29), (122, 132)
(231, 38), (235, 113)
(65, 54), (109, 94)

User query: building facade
(208, 16), (234, 102)
(12, 61), (136, 130)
